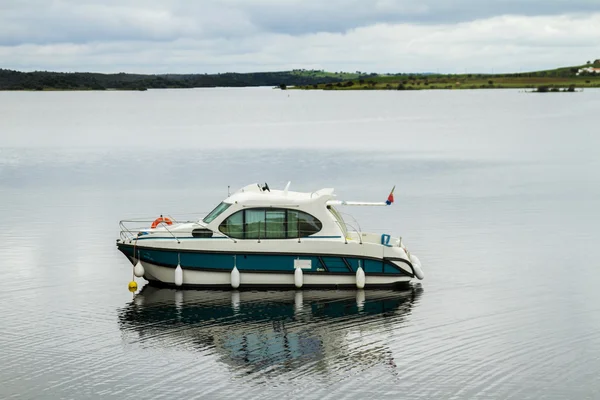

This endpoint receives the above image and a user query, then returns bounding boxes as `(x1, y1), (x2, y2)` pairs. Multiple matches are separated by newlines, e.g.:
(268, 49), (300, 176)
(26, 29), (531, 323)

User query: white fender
(133, 260), (145, 278)
(231, 266), (240, 289)
(356, 266), (366, 289)
(294, 267), (303, 288)
(410, 254), (425, 280)
(413, 264), (425, 280)
(410, 254), (420, 265)
(174, 264), (183, 286)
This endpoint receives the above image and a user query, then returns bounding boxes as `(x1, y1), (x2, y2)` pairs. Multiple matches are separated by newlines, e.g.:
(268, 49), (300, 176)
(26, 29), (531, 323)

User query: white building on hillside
(576, 67), (600, 75)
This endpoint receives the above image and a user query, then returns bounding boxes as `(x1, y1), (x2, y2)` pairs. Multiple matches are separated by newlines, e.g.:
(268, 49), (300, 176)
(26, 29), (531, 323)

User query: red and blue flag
(385, 186), (395, 205)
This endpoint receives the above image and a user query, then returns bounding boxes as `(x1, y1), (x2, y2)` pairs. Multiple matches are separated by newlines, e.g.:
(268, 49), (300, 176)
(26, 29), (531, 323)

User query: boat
(118, 286), (423, 372)
(116, 182), (424, 289)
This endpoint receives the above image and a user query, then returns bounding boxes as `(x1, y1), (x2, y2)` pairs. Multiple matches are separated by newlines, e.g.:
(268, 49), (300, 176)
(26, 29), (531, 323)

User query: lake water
(1, 88), (599, 399)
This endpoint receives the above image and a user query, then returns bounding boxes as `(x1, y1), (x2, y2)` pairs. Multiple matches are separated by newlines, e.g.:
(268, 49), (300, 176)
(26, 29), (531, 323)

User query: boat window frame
(218, 207), (323, 239)
(202, 202), (232, 224)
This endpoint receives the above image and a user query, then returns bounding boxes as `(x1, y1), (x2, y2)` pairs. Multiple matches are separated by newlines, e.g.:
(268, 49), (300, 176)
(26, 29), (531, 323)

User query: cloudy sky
(1, 0), (600, 74)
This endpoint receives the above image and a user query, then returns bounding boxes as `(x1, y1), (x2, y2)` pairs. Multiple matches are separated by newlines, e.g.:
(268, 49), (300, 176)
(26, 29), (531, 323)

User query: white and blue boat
(117, 182), (424, 289)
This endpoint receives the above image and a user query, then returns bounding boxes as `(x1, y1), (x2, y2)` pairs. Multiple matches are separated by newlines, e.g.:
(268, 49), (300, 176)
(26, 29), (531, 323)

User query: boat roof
(225, 183), (335, 206)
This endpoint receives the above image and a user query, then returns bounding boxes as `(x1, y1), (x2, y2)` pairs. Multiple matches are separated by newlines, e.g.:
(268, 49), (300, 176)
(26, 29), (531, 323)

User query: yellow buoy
(128, 281), (138, 292)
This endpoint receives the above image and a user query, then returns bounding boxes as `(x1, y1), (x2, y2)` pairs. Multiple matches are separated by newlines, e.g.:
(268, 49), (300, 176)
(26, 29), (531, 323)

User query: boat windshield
(202, 202), (232, 224)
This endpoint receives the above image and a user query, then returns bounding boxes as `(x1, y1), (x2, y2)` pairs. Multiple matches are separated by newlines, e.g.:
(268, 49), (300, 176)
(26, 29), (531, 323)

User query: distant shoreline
(2, 63), (599, 91)
(292, 73), (600, 91)
(293, 62), (600, 91)
(0, 68), (356, 91)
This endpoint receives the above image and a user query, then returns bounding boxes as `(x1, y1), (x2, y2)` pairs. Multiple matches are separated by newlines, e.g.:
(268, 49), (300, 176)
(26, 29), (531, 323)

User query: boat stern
(382, 236), (424, 280)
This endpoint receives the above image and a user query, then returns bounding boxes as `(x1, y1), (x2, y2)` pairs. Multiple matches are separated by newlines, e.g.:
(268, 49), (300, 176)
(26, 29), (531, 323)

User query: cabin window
(219, 209), (243, 238)
(287, 210), (299, 238)
(297, 211), (323, 236)
(203, 202), (231, 224)
(266, 210), (286, 239)
(245, 209), (265, 239)
(218, 208), (322, 239)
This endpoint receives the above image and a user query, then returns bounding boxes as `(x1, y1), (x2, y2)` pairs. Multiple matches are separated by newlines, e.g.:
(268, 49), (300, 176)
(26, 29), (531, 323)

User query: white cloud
(0, 2), (599, 73)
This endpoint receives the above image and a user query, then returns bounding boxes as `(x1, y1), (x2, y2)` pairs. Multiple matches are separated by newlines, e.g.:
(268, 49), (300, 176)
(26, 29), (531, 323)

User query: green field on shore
(293, 62), (600, 91)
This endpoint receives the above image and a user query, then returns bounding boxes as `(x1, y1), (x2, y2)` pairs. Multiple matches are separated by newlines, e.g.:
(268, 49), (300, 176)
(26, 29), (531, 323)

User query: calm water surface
(1, 88), (599, 399)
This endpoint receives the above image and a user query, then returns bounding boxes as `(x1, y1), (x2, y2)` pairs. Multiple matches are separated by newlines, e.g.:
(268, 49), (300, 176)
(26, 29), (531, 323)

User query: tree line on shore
(2, 60), (598, 91)
(0, 69), (350, 91)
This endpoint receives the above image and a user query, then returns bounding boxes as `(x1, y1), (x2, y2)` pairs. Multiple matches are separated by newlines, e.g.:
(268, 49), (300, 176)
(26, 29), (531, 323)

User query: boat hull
(139, 259), (412, 289)
(118, 242), (414, 289)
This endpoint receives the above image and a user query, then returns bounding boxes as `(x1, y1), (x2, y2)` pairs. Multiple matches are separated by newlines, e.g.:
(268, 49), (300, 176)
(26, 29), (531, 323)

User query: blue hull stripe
(118, 244), (411, 277)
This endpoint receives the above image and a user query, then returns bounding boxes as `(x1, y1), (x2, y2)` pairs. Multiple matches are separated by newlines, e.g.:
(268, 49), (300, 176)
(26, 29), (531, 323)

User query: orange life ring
(151, 216), (173, 229)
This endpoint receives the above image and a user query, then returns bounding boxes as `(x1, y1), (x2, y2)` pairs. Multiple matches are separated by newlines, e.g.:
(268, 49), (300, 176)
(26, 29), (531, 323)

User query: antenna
(283, 181), (291, 196)
(227, 185), (230, 196)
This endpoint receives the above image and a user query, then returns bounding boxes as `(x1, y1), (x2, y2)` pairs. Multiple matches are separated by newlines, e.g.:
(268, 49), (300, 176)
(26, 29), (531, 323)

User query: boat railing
(332, 219), (349, 244)
(162, 222), (181, 244)
(338, 212), (363, 244)
(119, 216), (240, 243)
(333, 213), (402, 247)
(119, 216), (183, 242)
(344, 223), (363, 244)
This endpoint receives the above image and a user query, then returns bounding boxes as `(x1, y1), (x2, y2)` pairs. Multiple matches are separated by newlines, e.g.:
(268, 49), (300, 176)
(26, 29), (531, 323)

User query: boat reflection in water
(118, 286), (423, 373)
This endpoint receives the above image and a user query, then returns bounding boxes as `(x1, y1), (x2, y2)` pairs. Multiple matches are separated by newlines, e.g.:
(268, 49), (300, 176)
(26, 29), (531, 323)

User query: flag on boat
(385, 186), (395, 205)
